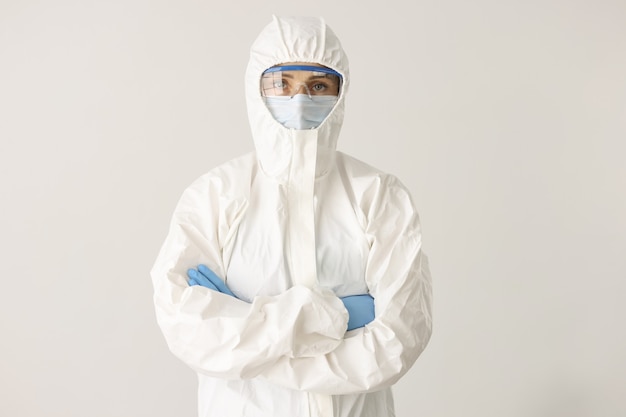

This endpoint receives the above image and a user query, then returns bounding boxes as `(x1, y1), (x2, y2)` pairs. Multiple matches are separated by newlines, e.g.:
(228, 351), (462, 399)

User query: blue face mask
(263, 94), (338, 130)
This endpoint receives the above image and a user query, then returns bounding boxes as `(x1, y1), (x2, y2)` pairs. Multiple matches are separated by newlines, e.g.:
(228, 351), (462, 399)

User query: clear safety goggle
(261, 65), (342, 99)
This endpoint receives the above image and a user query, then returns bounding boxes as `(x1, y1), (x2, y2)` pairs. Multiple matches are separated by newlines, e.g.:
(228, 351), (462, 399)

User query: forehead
(262, 71), (336, 82)
(262, 63), (341, 81)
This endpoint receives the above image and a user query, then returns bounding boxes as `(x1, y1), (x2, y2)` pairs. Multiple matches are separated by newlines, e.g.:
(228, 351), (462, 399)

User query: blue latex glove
(340, 294), (375, 331)
(187, 264), (237, 298)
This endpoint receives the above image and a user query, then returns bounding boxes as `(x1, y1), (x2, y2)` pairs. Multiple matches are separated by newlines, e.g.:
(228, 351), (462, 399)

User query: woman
(152, 15), (432, 417)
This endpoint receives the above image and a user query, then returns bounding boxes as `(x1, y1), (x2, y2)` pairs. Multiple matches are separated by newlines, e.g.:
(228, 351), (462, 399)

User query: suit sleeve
(259, 175), (433, 394)
(151, 173), (348, 380)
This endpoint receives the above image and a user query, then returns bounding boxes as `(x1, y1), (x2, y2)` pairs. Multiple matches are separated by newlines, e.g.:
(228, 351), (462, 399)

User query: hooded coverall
(151, 15), (433, 417)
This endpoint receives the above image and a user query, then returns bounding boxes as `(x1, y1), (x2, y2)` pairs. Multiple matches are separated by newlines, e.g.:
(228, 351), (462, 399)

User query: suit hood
(245, 16), (350, 179)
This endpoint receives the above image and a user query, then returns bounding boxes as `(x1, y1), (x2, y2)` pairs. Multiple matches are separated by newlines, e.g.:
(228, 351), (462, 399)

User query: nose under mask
(264, 94), (338, 130)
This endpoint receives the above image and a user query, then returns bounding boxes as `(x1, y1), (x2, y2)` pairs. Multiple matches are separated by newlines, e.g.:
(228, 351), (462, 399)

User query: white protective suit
(152, 16), (433, 417)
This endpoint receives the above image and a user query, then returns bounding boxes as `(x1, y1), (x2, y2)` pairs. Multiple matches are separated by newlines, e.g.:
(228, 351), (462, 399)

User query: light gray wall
(1, 1), (624, 416)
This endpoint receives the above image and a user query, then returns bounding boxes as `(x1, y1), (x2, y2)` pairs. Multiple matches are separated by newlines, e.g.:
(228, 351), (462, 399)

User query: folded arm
(151, 174), (348, 379)
(259, 176), (433, 394)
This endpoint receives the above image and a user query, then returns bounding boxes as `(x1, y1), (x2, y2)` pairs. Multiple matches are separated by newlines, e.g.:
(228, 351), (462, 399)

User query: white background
(1, 1), (625, 416)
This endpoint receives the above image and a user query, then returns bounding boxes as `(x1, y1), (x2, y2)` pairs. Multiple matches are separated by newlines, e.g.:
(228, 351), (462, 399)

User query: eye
(273, 79), (288, 89)
(311, 82), (328, 92)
